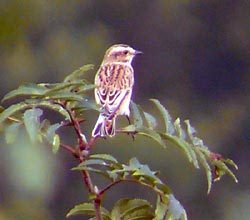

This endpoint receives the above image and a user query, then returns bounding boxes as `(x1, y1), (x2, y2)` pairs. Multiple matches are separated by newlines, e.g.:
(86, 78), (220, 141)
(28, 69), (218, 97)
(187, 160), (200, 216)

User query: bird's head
(102, 44), (142, 64)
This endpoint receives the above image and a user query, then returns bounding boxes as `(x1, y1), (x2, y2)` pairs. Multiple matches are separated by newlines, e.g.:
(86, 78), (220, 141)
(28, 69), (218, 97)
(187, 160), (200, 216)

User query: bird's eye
(123, 50), (129, 55)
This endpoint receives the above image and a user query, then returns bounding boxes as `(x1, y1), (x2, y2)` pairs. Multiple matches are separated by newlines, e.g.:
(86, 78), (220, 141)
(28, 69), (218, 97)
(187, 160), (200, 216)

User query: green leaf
(212, 160), (238, 183)
(138, 127), (166, 148)
(150, 99), (174, 134)
(90, 154), (118, 164)
(45, 92), (84, 102)
(165, 195), (187, 220)
(42, 82), (86, 95)
(144, 112), (157, 129)
(66, 203), (111, 220)
(64, 64), (94, 82)
(154, 195), (168, 220)
(130, 101), (143, 128)
(0, 102), (29, 124)
(23, 108), (43, 142)
(195, 149), (212, 194)
(154, 195), (187, 220)
(80, 159), (108, 167)
(36, 101), (70, 120)
(76, 84), (96, 93)
(5, 123), (21, 144)
(160, 133), (199, 169)
(74, 98), (100, 112)
(111, 198), (154, 220)
(2, 83), (47, 102)
(52, 134), (60, 154)
(116, 158), (162, 185)
(173, 118), (186, 139)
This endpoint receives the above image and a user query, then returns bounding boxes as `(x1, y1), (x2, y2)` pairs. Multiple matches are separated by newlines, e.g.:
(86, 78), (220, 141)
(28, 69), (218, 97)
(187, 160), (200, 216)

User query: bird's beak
(134, 50), (143, 55)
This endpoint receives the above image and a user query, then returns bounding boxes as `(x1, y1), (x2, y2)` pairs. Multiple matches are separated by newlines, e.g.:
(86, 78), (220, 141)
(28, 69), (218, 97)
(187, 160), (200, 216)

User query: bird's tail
(92, 114), (116, 138)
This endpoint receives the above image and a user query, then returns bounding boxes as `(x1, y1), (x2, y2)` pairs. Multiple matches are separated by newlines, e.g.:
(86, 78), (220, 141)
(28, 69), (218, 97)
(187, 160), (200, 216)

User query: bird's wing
(95, 64), (134, 118)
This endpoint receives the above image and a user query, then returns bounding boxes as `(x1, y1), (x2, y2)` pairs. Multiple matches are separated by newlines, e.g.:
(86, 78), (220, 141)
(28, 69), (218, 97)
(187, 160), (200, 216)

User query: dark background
(0, 1), (249, 219)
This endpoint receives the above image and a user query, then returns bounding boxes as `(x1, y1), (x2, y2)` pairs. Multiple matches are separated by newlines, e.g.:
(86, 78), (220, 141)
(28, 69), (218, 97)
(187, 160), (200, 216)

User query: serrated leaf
(36, 101), (70, 120)
(150, 99), (174, 134)
(154, 195), (168, 220)
(117, 158), (162, 185)
(76, 84), (96, 93)
(80, 159), (108, 167)
(160, 133), (199, 169)
(42, 82), (86, 95)
(174, 118), (186, 139)
(154, 195), (187, 220)
(1, 83), (47, 102)
(5, 123), (21, 144)
(64, 64), (94, 82)
(144, 112), (157, 129)
(138, 127), (166, 148)
(130, 101), (143, 128)
(0, 102), (29, 124)
(45, 92), (83, 102)
(195, 149), (212, 193)
(72, 166), (111, 179)
(23, 108), (43, 142)
(90, 154), (118, 163)
(165, 195), (187, 220)
(74, 98), (100, 112)
(111, 198), (153, 220)
(212, 160), (238, 183)
(66, 203), (110, 220)
(120, 125), (136, 133)
(222, 158), (238, 170)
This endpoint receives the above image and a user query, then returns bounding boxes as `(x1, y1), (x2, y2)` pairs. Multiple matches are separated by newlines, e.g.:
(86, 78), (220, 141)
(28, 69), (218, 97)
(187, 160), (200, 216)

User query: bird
(92, 44), (142, 138)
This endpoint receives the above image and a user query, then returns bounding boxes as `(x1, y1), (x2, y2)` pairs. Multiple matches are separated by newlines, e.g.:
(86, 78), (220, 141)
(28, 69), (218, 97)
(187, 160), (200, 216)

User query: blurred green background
(0, 0), (249, 219)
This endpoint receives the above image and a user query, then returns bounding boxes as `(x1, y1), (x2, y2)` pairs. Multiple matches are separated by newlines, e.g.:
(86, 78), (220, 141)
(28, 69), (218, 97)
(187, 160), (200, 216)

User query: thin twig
(60, 143), (76, 156)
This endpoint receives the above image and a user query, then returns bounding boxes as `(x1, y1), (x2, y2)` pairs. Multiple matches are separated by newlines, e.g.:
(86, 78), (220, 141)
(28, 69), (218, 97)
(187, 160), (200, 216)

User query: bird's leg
(125, 115), (131, 125)
(125, 115), (135, 141)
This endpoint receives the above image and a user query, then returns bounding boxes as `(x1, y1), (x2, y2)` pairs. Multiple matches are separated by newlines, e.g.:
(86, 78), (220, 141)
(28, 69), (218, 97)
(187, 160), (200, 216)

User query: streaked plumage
(92, 44), (141, 137)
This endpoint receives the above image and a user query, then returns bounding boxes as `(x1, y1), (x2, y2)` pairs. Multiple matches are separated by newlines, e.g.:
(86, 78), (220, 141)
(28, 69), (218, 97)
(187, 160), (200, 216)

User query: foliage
(0, 64), (238, 220)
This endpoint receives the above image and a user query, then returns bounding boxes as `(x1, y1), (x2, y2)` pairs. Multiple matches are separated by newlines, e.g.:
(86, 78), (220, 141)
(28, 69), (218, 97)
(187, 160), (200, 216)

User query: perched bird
(92, 44), (141, 138)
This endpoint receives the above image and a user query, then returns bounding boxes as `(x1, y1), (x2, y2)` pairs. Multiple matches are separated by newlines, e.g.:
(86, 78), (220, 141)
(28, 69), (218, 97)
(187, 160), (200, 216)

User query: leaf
(90, 154), (118, 164)
(64, 64), (94, 82)
(212, 160), (238, 183)
(165, 195), (187, 220)
(45, 92), (84, 102)
(154, 195), (168, 220)
(52, 134), (60, 154)
(42, 82), (86, 95)
(173, 118), (186, 140)
(36, 101), (70, 120)
(23, 108), (43, 142)
(154, 195), (187, 220)
(150, 99), (174, 134)
(2, 83), (47, 102)
(195, 149), (212, 194)
(130, 101), (143, 128)
(66, 203), (111, 220)
(80, 159), (108, 167)
(111, 198), (154, 220)
(74, 98), (100, 112)
(45, 123), (61, 153)
(138, 127), (166, 148)
(160, 133), (199, 169)
(76, 84), (96, 93)
(0, 102), (29, 124)
(117, 158), (162, 185)
(144, 112), (157, 129)
(5, 123), (21, 144)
